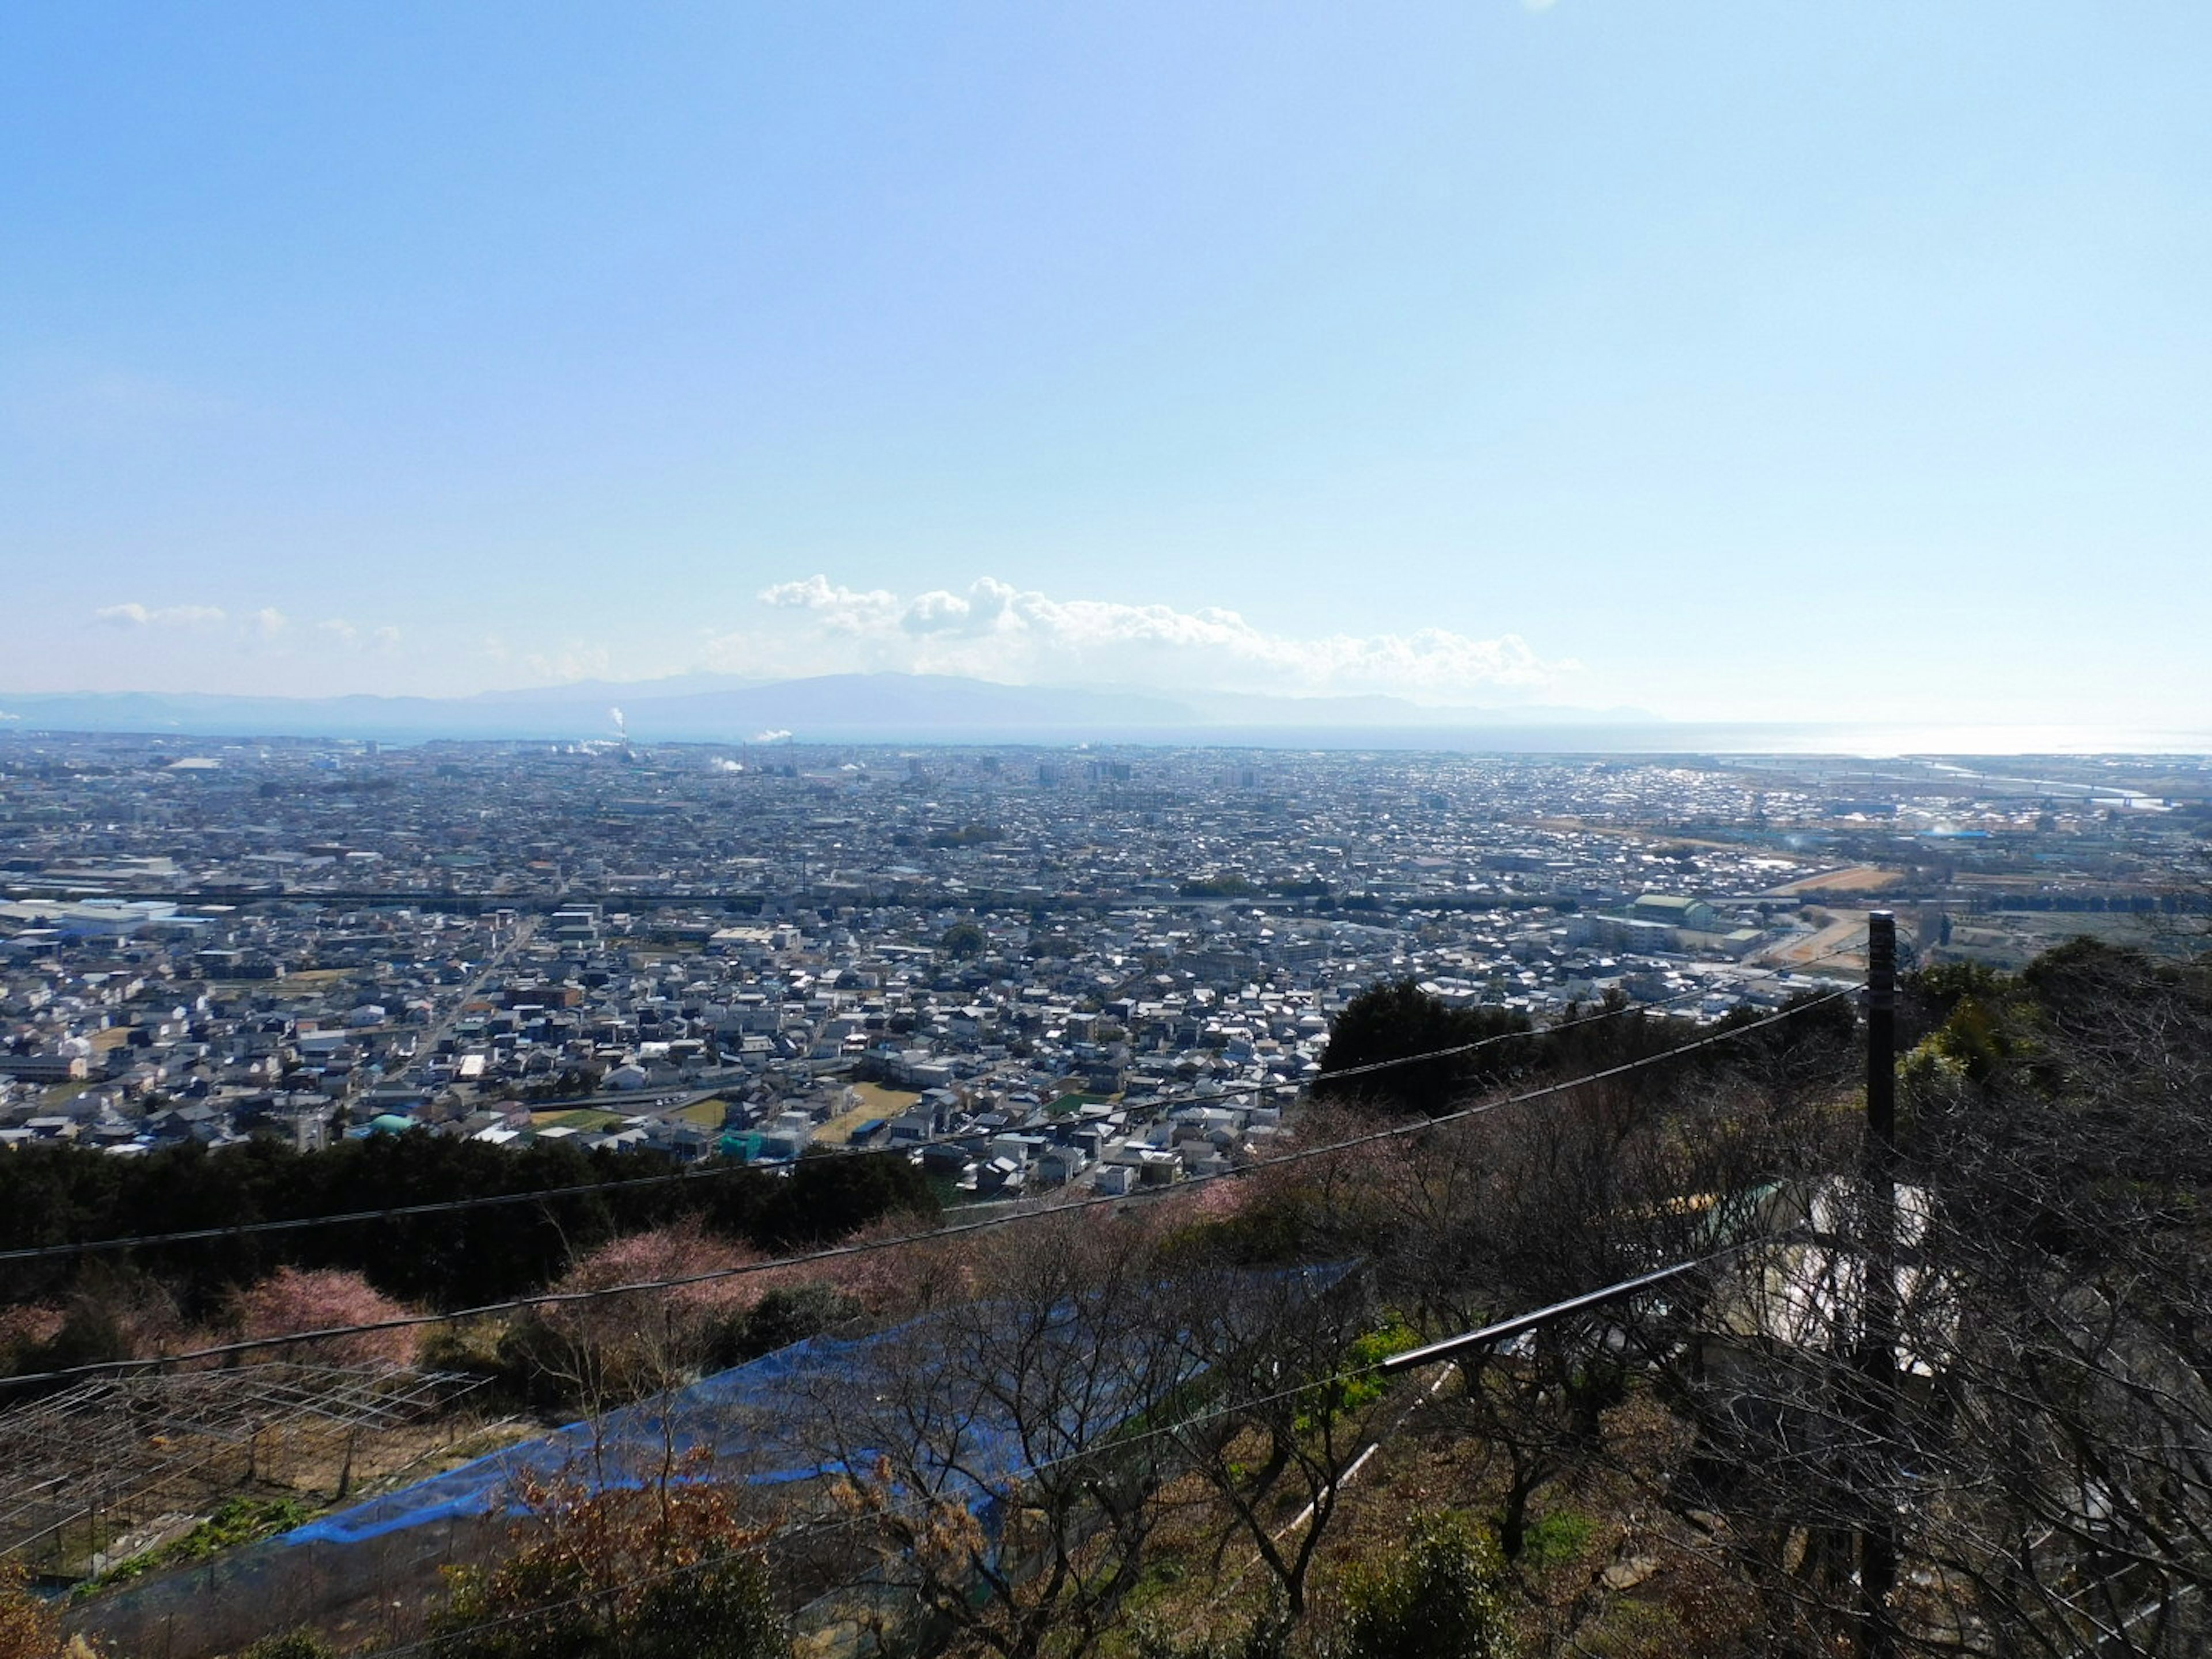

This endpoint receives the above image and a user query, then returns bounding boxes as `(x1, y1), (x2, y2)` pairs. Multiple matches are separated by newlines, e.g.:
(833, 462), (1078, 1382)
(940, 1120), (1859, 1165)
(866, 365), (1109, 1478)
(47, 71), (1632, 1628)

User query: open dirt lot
(1764, 865), (1906, 896)
(813, 1083), (922, 1145)
(1760, 913), (1873, 971)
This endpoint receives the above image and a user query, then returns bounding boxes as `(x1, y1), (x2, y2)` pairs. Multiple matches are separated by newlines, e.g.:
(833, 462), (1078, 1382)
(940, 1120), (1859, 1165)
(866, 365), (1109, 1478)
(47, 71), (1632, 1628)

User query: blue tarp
(283, 1325), (884, 1546)
(282, 1260), (1355, 1549)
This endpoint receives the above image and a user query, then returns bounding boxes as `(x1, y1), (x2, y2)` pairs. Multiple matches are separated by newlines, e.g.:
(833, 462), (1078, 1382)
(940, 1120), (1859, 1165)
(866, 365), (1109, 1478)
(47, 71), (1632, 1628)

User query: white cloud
(486, 632), (610, 683)
(759, 575), (902, 633)
(93, 604), (410, 662)
(522, 642), (612, 683)
(93, 603), (228, 629)
(313, 618), (403, 654)
(710, 575), (1576, 704)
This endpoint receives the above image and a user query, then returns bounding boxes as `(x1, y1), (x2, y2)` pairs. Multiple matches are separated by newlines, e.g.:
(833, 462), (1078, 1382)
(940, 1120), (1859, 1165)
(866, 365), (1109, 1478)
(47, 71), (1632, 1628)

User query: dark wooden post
(1860, 912), (1899, 1659)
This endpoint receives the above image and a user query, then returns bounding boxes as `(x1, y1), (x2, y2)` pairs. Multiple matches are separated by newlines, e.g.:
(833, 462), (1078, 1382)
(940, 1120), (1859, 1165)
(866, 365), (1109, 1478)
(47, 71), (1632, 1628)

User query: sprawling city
(5, 724), (2211, 1657)
(3, 734), (2203, 1183)
(10, 1), (2212, 1654)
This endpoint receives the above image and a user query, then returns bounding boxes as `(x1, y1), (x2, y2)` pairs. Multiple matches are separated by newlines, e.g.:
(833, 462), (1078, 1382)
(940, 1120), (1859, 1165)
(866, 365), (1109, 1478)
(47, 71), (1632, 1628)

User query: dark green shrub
(1328, 1509), (1514, 1659)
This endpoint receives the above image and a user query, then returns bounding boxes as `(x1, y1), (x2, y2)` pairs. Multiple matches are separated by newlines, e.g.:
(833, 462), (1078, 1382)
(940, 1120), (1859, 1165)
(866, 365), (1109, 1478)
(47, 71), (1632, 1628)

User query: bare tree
(802, 1211), (1192, 1659)
(431, 1450), (786, 1659)
(1157, 1260), (1410, 1624)
(1316, 1053), (1847, 1570)
(1657, 943), (2212, 1657)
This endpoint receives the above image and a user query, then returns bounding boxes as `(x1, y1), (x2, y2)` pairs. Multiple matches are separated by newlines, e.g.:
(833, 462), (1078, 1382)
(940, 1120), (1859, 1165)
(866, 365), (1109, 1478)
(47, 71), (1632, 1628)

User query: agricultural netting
(283, 1325), (896, 1546)
(66, 1261), (1355, 1659)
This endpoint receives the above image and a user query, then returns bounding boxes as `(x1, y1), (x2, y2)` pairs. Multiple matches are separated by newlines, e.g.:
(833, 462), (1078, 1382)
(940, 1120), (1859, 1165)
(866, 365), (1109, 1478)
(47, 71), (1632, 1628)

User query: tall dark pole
(1861, 912), (1899, 1659)
(1866, 912), (1896, 1160)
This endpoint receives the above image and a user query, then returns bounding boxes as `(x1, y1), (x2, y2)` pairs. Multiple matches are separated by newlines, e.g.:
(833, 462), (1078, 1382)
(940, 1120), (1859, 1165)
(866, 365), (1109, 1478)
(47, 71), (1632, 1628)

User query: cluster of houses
(13, 731), (2185, 1176)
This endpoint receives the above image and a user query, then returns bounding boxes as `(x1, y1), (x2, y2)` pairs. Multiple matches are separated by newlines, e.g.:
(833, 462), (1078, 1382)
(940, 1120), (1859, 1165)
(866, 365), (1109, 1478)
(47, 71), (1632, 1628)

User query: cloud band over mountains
(718, 576), (1575, 703)
(72, 581), (1572, 705)
(92, 603), (399, 652)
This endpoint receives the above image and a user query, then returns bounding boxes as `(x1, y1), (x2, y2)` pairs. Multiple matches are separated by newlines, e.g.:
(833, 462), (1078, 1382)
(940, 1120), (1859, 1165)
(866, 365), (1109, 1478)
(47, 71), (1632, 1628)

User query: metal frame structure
(0, 1362), (482, 1578)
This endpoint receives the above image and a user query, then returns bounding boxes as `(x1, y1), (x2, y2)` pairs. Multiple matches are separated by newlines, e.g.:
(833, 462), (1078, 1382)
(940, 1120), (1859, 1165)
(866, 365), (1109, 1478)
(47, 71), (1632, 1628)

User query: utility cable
(0, 990), (1849, 1391)
(352, 1239), (1758, 1659)
(0, 951), (1860, 1266)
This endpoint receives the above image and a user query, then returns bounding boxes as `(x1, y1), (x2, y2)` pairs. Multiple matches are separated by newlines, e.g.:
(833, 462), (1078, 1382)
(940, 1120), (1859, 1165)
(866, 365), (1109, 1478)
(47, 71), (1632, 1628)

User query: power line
(3, 993), (1846, 1389)
(1, 960), (1855, 1266)
(349, 1342), (1407, 1659)
(0, 1160), (732, 1265)
(0, 990), (1849, 1391)
(0, 1020), (1544, 1267)
(355, 1240), (1756, 1659)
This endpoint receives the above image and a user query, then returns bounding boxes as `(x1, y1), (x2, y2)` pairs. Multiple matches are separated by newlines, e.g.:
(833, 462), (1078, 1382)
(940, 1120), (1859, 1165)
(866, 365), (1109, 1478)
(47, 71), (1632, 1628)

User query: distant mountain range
(0, 673), (1656, 745)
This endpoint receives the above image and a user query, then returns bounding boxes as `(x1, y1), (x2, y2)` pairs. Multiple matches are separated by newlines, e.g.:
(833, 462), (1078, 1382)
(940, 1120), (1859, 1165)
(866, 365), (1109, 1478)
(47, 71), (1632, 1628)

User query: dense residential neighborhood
(3, 734), (2202, 1194)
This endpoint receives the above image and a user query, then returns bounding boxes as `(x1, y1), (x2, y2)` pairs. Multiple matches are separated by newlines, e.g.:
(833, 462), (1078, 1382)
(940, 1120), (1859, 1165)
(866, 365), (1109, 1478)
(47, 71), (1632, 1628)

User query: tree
(239, 1634), (339, 1659)
(804, 1213), (1190, 1659)
(1325, 1509), (1515, 1659)
(1654, 941), (2212, 1656)
(744, 1148), (938, 1251)
(1357, 1058), (1843, 1565)
(509, 1221), (763, 1408)
(1315, 979), (1534, 1117)
(0, 1131), (726, 1324)
(940, 921), (988, 959)
(231, 1266), (420, 1369)
(431, 1455), (786, 1659)
(1164, 1265), (1417, 1620)
(719, 1282), (859, 1363)
(1270, 998), (1862, 1612)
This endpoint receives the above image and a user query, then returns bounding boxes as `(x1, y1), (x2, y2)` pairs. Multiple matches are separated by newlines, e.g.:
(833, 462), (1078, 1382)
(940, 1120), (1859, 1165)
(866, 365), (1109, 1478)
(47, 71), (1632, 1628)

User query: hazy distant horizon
(8, 5), (2209, 733)
(3, 685), (2207, 760)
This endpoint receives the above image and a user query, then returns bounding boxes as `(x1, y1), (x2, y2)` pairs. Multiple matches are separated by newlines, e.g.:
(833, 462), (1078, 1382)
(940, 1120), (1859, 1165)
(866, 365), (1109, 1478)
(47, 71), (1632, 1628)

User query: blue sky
(3, 1), (2206, 726)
